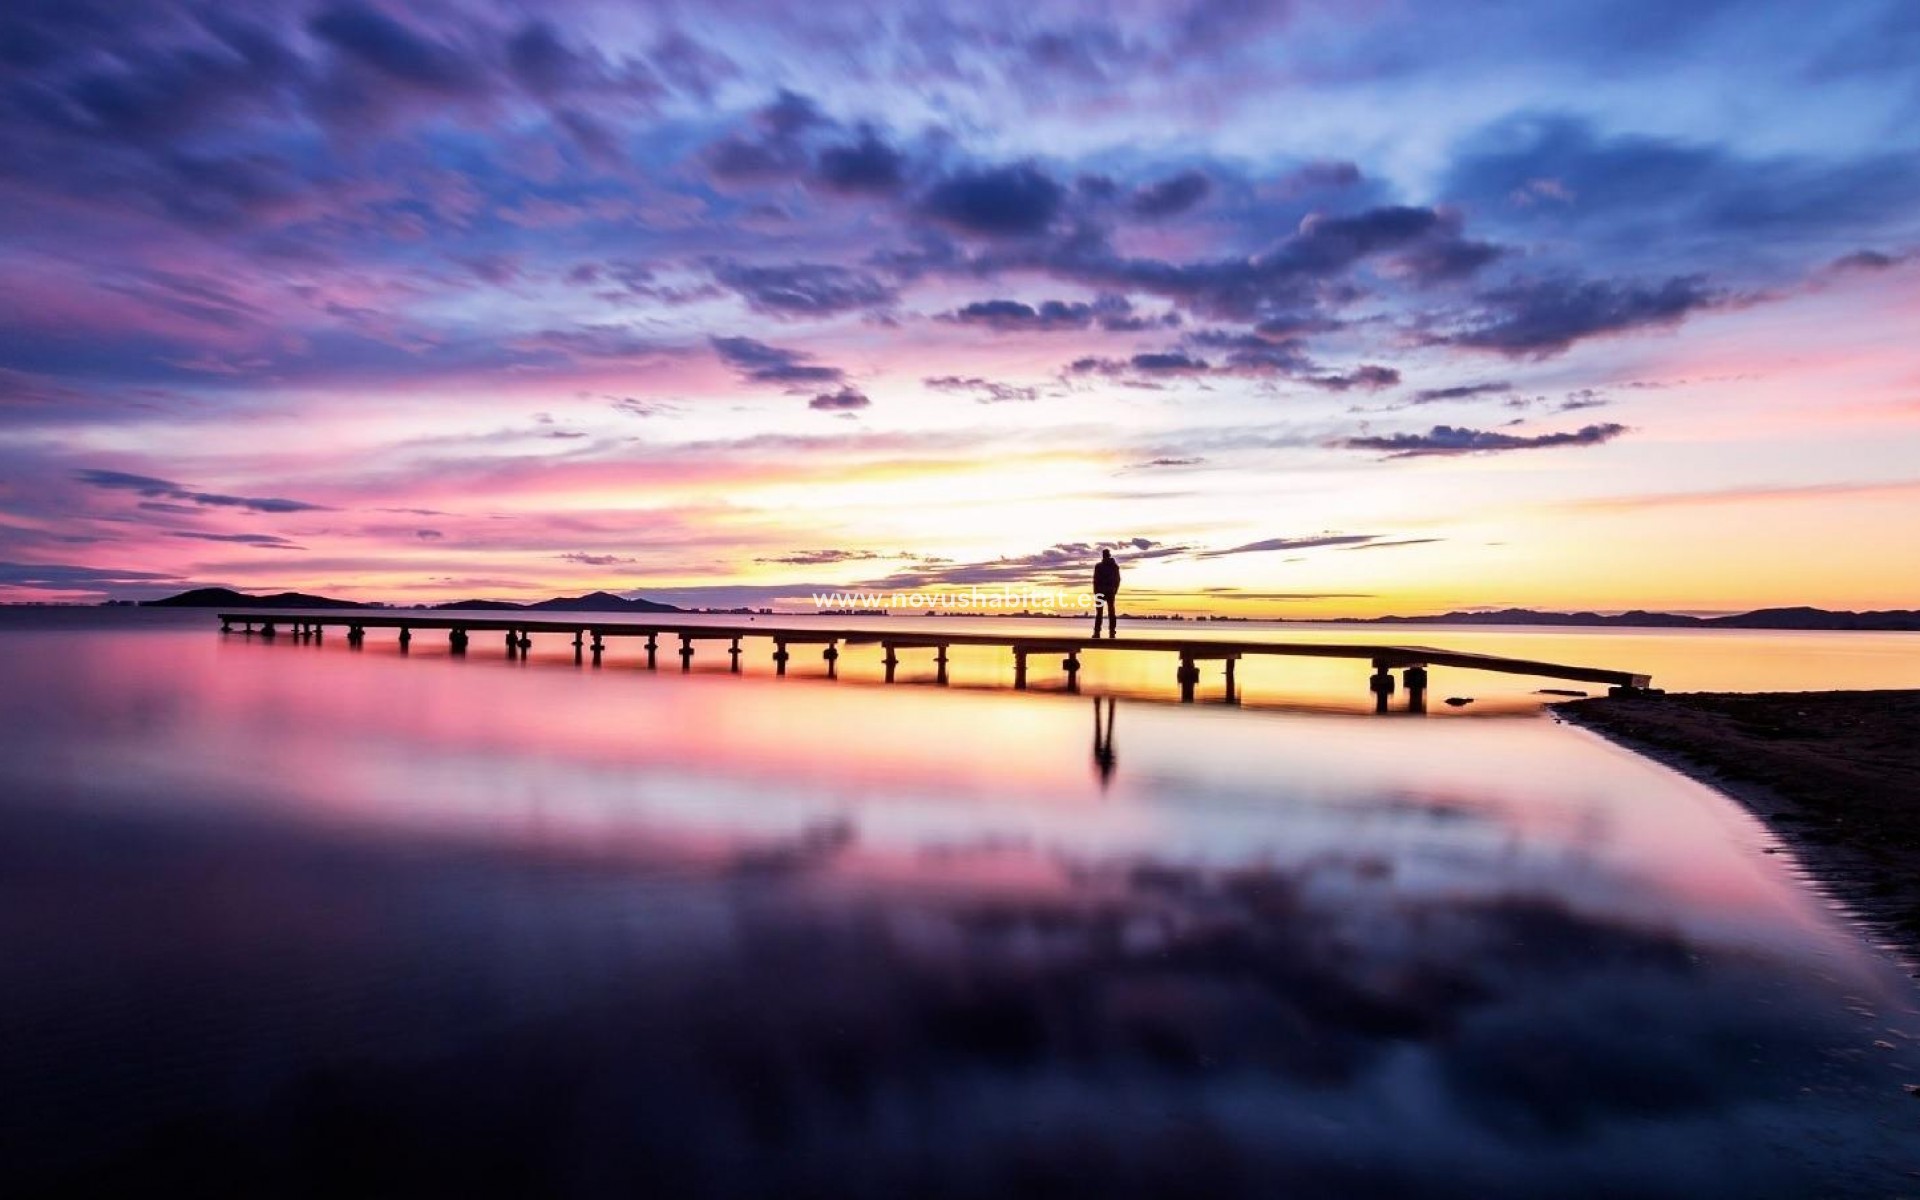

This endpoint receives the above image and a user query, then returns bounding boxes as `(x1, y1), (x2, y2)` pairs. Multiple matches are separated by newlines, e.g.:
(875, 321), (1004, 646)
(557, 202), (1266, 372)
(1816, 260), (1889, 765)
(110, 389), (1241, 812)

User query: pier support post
(590, 631), (604, 666)
(220, 618), (232, 633)
(729, 637), (742, 673)
(773, 641), (790, 675)
(506, 630), (520, 656)
(398, 627), (412, 651)
(1404, 666), (1428, 713)
(312, 623), (323, 642)
(823, 644), (839, 679)
(679, 634), (694, 672)
(572, 630), (583, 664)
(243, 621), (254, 635)
(450, 628), (469, 654)
(348, 625), (364, 648)
(1369, 660), (1395, 714)
(645, 633), (658, 670)
(1177, 654), (1199, 703)
(1013, 648), (1029, 690)
(1224, 656), (1238, 705)
(1063, 650), (1081, 693)
(935, 645), (949, 685)
(883, 644), (899, 683)
(262, 622), (277, 639)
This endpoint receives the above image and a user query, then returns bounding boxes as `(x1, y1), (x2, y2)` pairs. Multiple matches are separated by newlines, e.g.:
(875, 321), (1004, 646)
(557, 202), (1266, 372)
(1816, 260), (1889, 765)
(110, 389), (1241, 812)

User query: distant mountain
(1322, 607), (1920, 631)
(528, 590), (680, 613)
(144, 587), (362, 609)
(431, 591), (681, 613)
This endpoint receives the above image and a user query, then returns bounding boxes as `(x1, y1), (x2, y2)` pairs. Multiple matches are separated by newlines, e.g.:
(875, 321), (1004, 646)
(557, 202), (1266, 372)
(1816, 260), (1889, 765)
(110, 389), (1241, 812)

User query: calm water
(2, 609), (1917, 1197)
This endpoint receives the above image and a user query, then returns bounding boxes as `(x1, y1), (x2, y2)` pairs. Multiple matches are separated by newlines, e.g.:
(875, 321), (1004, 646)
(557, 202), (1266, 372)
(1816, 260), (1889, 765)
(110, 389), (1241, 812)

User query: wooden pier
(217, 612), (1654, 710)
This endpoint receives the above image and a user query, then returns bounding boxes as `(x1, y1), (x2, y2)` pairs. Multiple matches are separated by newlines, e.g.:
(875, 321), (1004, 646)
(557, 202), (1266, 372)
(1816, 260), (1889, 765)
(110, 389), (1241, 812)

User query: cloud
(711, 261), (896, 318)
(922, 376), (1040, 404)
(1447, 276), (1720, 357)
(711, 336), (845, 385)
(808, 386), (871, 411)
(701, 89), (825, 183)
(1197, 533), (1390, 558)
(1129, 169), (1212, 218)
(1829, 249), (1907, 272)
(1341, 423), (1628, 457)
(74, 469), (331, 513)
(920, 163), (1065, 237)
(0, 561), (188, 592)
(814, 127), (908, 195)
(756, 549), (889, 565)
(1305, 365), (1400, 392)
(170, 531), (304, 549)
(559, 551), (637, 565)
(1070, 352), (1213, 378)
(1446, 114), (1920, 265)
(309, 3), (484, 96)
(1411, 382), (1514, 404)
(859, 538), (1184, 588)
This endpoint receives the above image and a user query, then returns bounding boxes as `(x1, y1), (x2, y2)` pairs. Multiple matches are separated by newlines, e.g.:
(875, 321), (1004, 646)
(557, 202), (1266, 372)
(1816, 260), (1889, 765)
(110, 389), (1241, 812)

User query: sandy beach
(1561, 691), (1920, 965)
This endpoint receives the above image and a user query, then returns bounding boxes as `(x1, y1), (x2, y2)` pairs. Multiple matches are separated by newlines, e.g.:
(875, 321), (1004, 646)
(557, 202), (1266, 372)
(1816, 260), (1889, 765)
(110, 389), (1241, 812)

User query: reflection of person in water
(1091, 696), (1117, 788)
(1091, 548), (1120, 639)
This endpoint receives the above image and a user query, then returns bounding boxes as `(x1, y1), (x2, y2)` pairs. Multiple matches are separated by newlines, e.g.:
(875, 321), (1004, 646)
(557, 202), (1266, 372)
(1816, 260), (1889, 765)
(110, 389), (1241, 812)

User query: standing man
(1092, 547), (1121, 639)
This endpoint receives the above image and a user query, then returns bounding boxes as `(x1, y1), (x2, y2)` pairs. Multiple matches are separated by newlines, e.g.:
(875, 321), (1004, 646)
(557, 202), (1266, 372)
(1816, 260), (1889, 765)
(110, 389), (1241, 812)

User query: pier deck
(217, 611), (1653, 709)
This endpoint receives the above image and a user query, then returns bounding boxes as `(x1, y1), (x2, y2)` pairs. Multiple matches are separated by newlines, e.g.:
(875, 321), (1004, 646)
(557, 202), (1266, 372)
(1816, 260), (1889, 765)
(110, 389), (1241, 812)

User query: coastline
(1557, 690), (1920, 969)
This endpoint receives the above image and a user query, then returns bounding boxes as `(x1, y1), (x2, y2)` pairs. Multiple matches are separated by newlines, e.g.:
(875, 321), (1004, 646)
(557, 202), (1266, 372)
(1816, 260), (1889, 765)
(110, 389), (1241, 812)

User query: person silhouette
(1091, 548), (1120, 639)
(1091, 696), (1117, 788)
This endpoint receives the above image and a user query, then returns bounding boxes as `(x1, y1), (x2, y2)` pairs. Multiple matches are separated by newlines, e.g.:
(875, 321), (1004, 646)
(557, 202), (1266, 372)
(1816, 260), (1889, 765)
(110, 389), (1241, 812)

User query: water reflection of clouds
(1, 796), (1899, 1197)
(3, 624), (1917, 1195)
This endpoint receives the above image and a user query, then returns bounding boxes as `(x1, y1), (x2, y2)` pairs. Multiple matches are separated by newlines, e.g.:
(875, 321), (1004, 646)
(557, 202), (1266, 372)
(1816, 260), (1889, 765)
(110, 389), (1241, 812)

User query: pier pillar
(262, 622), (277, 639)
(1369, 660), (1395, 714)
(1063, 651), (1081, 693)
(312, 623), (323, 642)
(773, 641), (790, 675)
(220, 618), (232, 633)
(1013, 649), (1029, 690)
(645, 633), (658, 670)
(505, 630), (520, 656)
(883, 644), (899, 683)
(572, 630), (584, 664)
(729, 637), (742, 673)
(1404, 666), (1428, 713)
(1224, 656), (1238, 705)
(398, 627), (412, 651)
(935, 645), (949, 685)
(348, 625), (364, 648)
(590, 631), (604, 666)
(1177, 654), (1199, 703)
(823, 644), (839, 679)
(243, 621), (254, 634)
(679, 634), (694, 672)
(450, 628), (469, 655)
(518, 632), (532, 652)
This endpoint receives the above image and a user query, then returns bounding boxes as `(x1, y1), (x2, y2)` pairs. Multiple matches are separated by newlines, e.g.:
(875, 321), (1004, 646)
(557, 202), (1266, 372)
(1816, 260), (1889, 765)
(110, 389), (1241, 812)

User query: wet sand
(1560, 690), (1920, 963)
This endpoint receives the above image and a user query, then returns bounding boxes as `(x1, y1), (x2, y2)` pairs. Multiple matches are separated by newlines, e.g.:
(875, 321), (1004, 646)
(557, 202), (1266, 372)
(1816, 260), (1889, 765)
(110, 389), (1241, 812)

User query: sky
(2, 0), (1918, 614)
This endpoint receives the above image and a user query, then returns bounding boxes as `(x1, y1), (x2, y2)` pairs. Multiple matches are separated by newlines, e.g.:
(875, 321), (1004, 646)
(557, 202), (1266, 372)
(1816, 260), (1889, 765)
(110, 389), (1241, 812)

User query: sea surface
(2, 608), (1917, 1196)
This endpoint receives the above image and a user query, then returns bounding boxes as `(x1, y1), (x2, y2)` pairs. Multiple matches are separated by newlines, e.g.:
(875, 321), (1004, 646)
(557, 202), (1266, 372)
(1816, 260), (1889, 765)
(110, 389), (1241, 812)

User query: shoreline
(1557, 690), (1920, 971)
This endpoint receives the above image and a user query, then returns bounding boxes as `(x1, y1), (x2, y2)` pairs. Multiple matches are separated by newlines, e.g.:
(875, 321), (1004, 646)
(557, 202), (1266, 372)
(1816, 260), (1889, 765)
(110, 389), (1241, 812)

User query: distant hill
(1322, 606), (1920, 631)
(432, 591), (681, 613)
(428, 599), (527, 611)
(144, 587), (361, 609)
(148, 587), (681, 613)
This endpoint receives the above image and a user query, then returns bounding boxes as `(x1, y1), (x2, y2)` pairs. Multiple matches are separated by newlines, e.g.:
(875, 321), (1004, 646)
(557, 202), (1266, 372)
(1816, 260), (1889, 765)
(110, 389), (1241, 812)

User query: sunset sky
(2, 0), (1917, 613)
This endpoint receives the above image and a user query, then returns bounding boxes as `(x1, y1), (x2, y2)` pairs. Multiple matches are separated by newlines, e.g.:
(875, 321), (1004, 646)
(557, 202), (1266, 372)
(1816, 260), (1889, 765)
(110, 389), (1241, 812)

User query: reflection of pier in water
(217, 612), (1654, 712)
